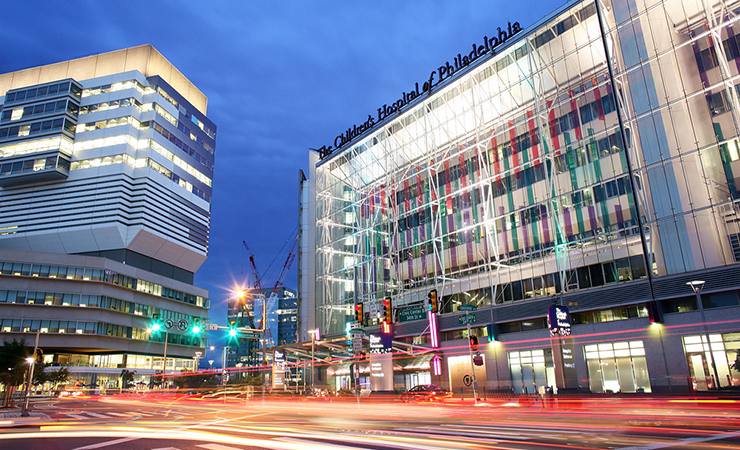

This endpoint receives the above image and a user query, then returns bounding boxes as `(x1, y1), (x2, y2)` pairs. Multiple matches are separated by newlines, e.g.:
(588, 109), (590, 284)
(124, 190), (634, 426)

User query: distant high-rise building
(226, 286), (297, 370)
(0, 45), (216, 389)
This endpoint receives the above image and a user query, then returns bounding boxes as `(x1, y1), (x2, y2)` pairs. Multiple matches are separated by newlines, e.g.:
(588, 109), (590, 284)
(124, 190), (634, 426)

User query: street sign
(458, 314), (477, 325)
(352, 332), (364, 353)
(458, 304), (477, 311)
(209, 323), (218, 331)
(398, 306), (426, 323)
(177, 319), (188, 331)
(349, 321), (363, 329)
(243, 331), (261, 340)
(164, 319), (175, 330)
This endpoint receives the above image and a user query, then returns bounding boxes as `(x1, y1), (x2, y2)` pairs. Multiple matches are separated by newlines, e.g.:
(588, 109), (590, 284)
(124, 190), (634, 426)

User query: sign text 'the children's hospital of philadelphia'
(317, 21), (522, 159)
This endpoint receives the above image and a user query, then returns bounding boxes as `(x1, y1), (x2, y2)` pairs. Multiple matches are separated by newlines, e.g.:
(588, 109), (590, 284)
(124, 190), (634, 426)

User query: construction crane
(242, 235), (298, 347)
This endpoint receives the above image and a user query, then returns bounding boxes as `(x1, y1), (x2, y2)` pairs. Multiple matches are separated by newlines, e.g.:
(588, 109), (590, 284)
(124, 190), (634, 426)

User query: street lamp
(20, 328), (40, 417)
(307, 328), (319, 391)
(687, 280), (721, 389)
(19, 357), (35, 417)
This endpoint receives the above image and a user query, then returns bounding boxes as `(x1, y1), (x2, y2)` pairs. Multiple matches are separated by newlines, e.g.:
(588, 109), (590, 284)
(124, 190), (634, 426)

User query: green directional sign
(458, 313), (477, 325)
(458, 304), (477, 311)
(242, 331), (261, 340)
(399, 306), (426, 323)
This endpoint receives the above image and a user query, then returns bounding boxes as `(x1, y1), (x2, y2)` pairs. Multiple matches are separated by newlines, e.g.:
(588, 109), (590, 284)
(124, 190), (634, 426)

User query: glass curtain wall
(315, 0), (740, 336)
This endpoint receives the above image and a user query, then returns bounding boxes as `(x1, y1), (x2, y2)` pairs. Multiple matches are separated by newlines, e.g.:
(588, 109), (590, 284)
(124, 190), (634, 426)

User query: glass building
(311, 0), (740, 394)
(0, 46), (215, 390)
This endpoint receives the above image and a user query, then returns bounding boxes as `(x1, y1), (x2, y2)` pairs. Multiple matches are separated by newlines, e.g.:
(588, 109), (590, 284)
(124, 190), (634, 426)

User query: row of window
(427, 255), (649, 310)
(0, 261), (209, 307)
(493, 291), (740, 335)
(0, 136), (72, 159)
(0, 155), (68, 177)
(0, 118), (75, 141)
(0, 318), (204, 347)
(69, 152), (211, 202)
(153, 122), (214, 171)
(4, 81), (81, 104)
(82, 79), (153, 99)
(1, 99), (78, 123)
(182, 107), (216, 140)
(177, 119), (214, 154)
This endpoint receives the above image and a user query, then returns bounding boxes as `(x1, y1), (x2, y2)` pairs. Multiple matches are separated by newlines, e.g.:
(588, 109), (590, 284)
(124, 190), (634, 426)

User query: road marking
(197, 444), (248, 450)
(71, 436), (139, 450)
(65, 414), (88, 419)
(617, 431), (740, 450)
(85, 412), (111, 418)
(105, 412), (132, 417)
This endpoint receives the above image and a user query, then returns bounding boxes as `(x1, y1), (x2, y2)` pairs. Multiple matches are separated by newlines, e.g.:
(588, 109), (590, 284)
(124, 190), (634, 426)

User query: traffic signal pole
(466, 322), (479, 405)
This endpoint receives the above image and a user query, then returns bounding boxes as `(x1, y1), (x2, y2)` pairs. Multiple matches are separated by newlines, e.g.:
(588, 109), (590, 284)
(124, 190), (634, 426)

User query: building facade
(0, 45), (215, 389)
(310, 0), (740, 394)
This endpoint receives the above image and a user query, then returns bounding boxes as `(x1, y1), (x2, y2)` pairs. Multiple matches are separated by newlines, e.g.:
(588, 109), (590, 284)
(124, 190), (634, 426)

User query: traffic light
(428, 289), (438, 313)
(192, 317), (201, 334)
(355, 303), (364, 323)
(383, 297), (392, 323)
(381, 320), (392, 334)
(228, 319), (237, 338)
(151, 314), (161, 332)
(470, 335), (479, 351)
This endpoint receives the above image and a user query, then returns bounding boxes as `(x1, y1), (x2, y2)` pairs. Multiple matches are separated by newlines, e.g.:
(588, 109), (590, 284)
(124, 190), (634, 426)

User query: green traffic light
(192, 325), (201, 334)
(151, 323), (161, 332)
(229, 328), (237, 337)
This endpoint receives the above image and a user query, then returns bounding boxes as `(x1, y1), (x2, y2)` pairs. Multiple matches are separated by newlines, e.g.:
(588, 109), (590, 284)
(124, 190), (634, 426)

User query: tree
(120, 369), (136, 390)
(0, 339), (30, 407)
(172, 371), (218, 390)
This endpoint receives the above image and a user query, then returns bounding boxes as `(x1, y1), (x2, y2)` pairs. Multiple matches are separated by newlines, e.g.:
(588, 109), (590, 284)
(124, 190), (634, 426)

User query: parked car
(400, 384), (452, 402)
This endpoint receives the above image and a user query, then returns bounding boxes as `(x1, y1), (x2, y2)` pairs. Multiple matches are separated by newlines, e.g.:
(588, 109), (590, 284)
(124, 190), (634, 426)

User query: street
(1, 394), (740, 450)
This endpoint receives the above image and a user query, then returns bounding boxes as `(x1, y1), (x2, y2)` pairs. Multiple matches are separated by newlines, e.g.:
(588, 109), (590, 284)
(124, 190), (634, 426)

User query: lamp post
(687, 280), (721, 389)
(20, 328), (40, 417)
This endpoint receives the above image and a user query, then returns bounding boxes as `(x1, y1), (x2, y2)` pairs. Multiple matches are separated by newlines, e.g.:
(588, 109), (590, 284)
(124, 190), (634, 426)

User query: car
(400, 384), (452, 402)
(199, 388), (252, 400)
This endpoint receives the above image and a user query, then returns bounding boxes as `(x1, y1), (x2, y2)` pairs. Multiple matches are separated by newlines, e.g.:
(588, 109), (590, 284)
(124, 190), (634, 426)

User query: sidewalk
(0, 406), (51, 427)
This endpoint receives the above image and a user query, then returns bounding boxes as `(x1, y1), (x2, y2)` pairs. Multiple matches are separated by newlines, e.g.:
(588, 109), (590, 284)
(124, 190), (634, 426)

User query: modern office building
(0, 45), (215, 389)
(226, 286), (298, 370)
(276, 287), (298, 346)
(307, 0), (740, 394)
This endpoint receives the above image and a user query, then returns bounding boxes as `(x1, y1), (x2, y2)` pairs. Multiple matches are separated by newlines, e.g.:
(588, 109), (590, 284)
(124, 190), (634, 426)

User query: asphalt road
(3, 394), (740, 450)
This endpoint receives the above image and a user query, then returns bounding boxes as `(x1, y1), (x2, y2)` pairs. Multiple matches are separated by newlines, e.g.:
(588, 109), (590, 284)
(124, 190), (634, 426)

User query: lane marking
(197, 444), (248, 450)
(617, 431), (740, 450)
(71, 436), (139, 450)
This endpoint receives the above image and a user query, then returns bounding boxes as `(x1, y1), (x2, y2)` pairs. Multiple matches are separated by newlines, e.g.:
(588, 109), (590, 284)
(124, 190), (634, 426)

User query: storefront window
(682, 333), (738, 390)
(508, 349), (555, 394)
(584, 341), (650, 393)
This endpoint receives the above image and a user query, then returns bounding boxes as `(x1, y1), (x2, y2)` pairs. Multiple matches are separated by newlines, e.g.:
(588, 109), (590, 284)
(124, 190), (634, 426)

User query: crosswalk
(59, 410), (161, 420)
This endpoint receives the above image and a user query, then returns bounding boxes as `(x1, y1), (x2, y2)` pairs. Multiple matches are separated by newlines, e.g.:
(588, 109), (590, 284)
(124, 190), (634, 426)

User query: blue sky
(0, 0), (566, 346)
